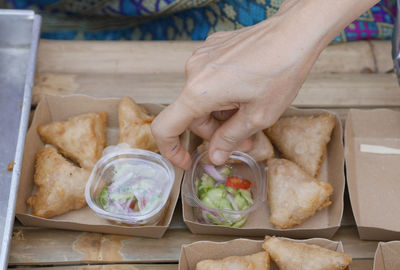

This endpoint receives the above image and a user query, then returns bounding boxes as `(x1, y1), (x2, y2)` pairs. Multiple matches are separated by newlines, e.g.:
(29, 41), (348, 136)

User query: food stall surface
(7, 39), (400, 270)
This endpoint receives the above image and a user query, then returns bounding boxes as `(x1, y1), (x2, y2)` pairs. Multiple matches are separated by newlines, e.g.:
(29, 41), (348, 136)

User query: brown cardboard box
(345, 109), (400, 240)
(16, 94), (187, 238)
(182, 107), (344, 238)
(179, 238), (349, 270)
(374, 241), (400, 270)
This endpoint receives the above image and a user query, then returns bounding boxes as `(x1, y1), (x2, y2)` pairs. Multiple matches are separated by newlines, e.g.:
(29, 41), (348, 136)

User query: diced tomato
(129, 200), (135, 209)
(226, 177), (251, 189)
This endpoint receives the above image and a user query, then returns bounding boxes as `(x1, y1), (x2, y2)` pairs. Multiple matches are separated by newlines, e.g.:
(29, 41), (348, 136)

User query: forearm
(296, 0), (379, 45)
(261, 0), (380, 55)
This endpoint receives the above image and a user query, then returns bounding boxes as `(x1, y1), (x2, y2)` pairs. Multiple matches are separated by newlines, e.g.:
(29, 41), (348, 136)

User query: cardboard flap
(182, 107), (344, 237)
(179, 237), (345, 270)
(16, 94), (188, 238)
(345, 109), (400, 239)
(374, 241), (400, 270)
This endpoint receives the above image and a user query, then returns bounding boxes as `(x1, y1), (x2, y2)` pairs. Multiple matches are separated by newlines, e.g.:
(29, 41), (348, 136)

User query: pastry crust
(27, 145), (90, 218)
(267, 158), (333, 229)
(196, 251), (270, 270)
(118, 96), (158, 152)
(37, 112), (107, 169)
(265, 114), (335, 177)
(263, 236), (352, 270)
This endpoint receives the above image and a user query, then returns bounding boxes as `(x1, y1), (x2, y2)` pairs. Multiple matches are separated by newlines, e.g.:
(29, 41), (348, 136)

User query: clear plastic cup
(184, 150), (265, 228)
(85, 144), (175, 226)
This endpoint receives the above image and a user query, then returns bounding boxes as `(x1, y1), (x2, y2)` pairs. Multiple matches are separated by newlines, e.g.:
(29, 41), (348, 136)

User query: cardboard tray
(345, 109), (400, 240)
(182, 107), (344, 238)
(16, 94), (188, 238)
(374, 241), (400, 270)
(179, 237), (349, 270)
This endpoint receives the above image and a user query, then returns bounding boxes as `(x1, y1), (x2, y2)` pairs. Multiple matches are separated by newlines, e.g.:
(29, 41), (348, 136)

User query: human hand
(151, 0), (379, 170)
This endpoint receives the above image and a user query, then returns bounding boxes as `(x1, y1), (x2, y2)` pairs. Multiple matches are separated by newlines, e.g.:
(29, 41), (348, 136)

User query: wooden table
(9, 40), (400, 270)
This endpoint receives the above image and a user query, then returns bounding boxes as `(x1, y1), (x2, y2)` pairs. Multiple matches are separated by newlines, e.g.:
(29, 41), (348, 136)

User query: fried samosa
(267, 158), (333, 229)
(265, 114), (335, 177)
(263, 236), (352, 270)
(197, 131), (274, 162)
(27, 145), (90, 218)
(118, 96), (158, 152)
(37, 112), (107, 169)
(196, 251), (270, 270)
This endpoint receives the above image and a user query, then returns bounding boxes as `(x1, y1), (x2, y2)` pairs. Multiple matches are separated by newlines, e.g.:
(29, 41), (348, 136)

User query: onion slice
(202, 165), (225, 182)
(226, 194), (239, 211)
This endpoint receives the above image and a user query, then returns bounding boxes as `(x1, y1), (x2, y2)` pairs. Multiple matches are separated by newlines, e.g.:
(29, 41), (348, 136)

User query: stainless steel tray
(0, 10), (41, 268)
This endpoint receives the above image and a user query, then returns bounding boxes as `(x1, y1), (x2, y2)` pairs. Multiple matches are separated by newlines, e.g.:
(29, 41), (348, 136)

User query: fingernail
(212, 150), (229, 165)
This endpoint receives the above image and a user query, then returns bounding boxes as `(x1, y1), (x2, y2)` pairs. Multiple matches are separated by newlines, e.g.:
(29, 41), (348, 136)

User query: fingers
(189, 115), (220, 141)
(211, 109), (238, 121)
(208, 107), (264, 165)
(236, 138), (254, 153)
(151, 100), (197, 170)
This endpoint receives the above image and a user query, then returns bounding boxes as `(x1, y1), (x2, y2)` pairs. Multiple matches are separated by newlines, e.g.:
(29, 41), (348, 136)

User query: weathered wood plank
(32, 72), (400, 107)
(350, 259), (374, 270)
(32, 73), (184, 105)
(11, 265), (177, 270)
(9, 259), (374, 270)
(8, 228), (259, 265)
(333, 227), (378, 260)
(297, 73), (400, 107)
(36, 40), (378, 75)
(370, 41), (393, 73)
(36, 41), (199, 75)
(311, 41), (375, 73)
(9, 226), (377, 265)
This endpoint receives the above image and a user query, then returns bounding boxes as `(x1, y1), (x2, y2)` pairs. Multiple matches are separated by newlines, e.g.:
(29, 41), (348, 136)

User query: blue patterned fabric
(4, 0), (397, 42)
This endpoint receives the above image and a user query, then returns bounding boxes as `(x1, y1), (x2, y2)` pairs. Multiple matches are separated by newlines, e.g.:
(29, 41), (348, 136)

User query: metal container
(392, 0), (400, 82)
(0, 10), (41, 269)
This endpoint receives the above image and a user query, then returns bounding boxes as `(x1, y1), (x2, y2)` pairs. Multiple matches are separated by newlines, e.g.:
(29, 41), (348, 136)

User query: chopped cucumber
(207, 187), (226, 200)
(218, 198), (234, 211)
(201, 173), (216, 188)
(239, 189), (254, 205)
(234, 193), (248, 210)
(205, 212), (223, 225)
(231, 216), (247, 228)
(201, 194), (217, 208)
(99, 187), (108, 207)
(198, 188), (208, 200)
(219, 166), (231, 177)
(226, 186), (238, 196)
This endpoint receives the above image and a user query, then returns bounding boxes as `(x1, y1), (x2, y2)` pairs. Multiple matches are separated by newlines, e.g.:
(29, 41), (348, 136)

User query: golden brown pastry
(267, 158), (333, 229)
(37, 112), (107, 169)
(196, 251), (270, 270)
(265, 114), (335, 177)
(197, 131), (274, 162)
(118, 96), (158, 152)
(263, 236), (352, 270)
(27, 145), (90, 218)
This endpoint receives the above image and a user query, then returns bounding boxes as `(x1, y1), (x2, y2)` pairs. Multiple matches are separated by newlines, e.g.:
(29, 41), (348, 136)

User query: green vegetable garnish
(196, 165), (254, 228)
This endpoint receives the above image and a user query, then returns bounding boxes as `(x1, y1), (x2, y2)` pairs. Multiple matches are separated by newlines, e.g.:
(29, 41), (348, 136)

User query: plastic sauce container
(184, 150), (265, 228)
(85, 144), (175, 226)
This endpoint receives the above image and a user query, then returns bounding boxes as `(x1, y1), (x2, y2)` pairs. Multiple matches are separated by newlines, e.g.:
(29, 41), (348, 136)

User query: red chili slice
(226, 176), (251, 189)
(129, 200), (135, 209)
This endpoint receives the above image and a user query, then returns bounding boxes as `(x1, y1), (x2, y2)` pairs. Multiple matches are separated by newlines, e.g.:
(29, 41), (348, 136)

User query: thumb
(208, 107), (263, 165)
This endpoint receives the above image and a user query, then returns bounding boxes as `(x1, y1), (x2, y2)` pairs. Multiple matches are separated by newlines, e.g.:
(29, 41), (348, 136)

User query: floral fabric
(4, 0), (397, 42)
